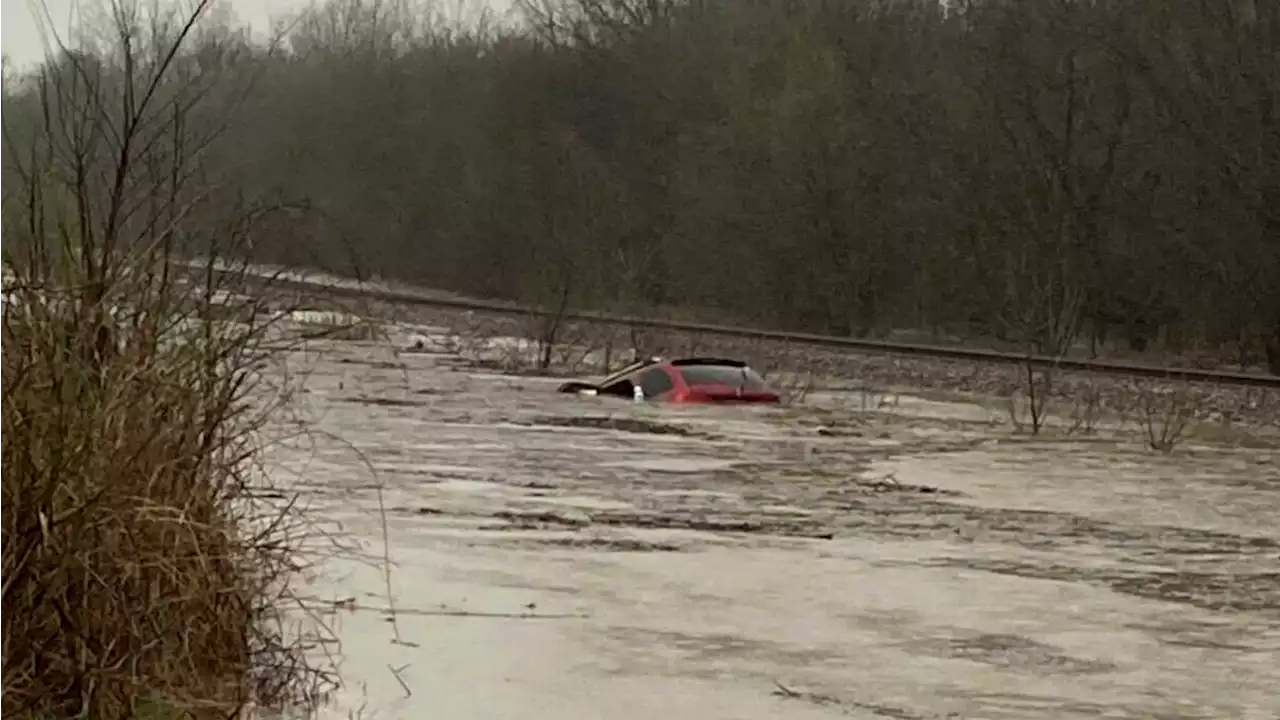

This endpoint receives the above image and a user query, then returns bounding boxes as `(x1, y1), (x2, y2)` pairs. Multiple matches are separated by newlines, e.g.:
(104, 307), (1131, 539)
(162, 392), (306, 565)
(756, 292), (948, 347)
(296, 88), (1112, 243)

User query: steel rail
(212, 268), (1280, 389)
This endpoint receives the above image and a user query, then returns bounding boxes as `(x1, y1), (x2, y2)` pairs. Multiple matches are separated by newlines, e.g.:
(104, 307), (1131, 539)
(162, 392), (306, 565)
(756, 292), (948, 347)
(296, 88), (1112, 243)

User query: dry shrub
(593, 323), (628, 373)
(1134, 380), (1202, 452)
(450, 312), (641, 376)
(2, 270), (331, 719)
(536, 319), (604, 374)
(442, 312), (535, 371)
(295, 308), (387, 342)
(855, 384), (899, 413)
(1065, 383), (1103, 436)
(1, 1), (333, 716)
(1007, 363), (1054, 434)
(441, 312), (499, 358)
(769, 368), (819, 406)
(627, 324), (682, 360)
(751, 341), (819, 406)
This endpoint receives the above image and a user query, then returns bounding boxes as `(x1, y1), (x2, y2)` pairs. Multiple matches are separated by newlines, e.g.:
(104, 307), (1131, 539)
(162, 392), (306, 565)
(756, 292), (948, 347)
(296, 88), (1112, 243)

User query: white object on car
(580, 388), (598, 396)
(633, 385), (645, 403)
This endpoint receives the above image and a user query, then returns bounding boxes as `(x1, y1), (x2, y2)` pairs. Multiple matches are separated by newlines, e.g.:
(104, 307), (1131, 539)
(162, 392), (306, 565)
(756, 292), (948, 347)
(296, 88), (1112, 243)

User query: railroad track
(202, 263), (1280, 390)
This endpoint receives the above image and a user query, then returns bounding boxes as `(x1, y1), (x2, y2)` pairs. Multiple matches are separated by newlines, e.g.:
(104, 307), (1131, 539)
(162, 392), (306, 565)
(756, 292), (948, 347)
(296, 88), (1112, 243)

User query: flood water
(266, 338), (1280, 720)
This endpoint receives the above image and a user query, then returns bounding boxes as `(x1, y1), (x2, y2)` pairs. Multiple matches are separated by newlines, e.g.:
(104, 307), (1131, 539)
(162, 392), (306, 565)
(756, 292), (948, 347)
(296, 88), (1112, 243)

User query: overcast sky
(2, 0), (405, 68)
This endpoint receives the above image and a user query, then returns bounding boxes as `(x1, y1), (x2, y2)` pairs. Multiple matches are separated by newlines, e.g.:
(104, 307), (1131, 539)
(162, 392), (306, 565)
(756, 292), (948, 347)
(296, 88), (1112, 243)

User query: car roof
(669, 357), (749, 368)
(593, 356), (758, 389)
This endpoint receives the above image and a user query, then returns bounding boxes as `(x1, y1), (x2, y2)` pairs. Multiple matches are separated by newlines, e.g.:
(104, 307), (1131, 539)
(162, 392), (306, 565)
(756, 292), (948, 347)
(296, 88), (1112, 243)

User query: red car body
(557, 357), (782, 404)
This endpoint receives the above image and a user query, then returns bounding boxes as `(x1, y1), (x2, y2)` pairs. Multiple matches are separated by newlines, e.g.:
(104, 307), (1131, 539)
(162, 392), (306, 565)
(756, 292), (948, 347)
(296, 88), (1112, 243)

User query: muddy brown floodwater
(266, 338), (1280, 720)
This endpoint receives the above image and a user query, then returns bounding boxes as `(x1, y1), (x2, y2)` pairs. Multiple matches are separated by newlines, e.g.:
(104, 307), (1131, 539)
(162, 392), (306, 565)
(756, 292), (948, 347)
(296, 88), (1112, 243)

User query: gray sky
(3, 0), (515, 70)
(2, 0), (324, 68)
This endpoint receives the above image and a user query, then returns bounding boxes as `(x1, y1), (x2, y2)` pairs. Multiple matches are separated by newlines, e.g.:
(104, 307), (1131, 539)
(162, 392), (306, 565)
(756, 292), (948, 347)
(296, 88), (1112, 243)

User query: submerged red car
(557, 357), (782, 404)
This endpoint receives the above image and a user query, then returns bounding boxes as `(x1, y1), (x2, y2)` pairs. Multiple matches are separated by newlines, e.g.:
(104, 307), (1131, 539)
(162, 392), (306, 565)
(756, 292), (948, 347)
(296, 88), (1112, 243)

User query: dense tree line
(4, 0), (1278, 371)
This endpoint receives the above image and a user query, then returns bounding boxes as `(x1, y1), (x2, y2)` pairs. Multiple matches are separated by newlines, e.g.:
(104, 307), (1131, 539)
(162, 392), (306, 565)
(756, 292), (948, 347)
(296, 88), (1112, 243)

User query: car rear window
(677, 365), (769, 390)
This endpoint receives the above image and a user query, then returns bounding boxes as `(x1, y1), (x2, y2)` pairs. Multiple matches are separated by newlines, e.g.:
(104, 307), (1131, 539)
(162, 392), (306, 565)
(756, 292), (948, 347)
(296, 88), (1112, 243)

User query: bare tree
(37, 0), (1271, 375)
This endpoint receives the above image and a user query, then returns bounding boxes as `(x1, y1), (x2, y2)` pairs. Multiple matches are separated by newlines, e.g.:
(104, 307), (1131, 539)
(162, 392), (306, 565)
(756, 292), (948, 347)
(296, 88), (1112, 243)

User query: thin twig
(299, 598), (589, 620)
(387, 663), (412, 698)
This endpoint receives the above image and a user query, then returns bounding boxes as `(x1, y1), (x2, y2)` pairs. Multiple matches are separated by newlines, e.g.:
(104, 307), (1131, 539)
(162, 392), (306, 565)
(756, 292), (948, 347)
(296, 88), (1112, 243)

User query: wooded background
(4, 0), (1277, 371)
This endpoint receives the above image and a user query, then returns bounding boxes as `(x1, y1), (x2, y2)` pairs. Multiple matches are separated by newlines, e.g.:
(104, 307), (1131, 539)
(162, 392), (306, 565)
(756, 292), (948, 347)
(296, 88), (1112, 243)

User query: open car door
(557, 357), (660, 396)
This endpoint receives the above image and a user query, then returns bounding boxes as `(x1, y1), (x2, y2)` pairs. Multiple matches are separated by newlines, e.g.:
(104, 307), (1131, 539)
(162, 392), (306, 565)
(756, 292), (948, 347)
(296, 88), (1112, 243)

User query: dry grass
(1, 1), (336, 716)
(2, 268), (334, 719)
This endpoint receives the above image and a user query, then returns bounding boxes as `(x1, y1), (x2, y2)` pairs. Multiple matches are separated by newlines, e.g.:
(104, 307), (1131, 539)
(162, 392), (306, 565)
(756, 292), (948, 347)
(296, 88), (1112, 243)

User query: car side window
(639, 368), (674, 398)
